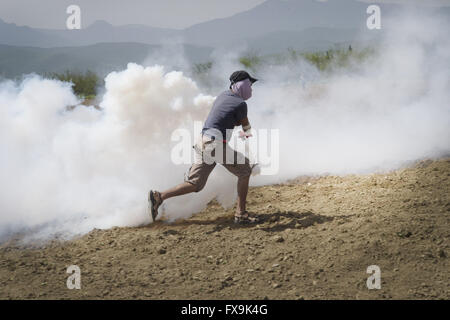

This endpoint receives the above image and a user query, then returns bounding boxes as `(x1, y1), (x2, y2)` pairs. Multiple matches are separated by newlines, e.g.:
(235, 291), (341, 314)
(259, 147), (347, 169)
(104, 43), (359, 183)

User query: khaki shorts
(185, 135), (252, 192)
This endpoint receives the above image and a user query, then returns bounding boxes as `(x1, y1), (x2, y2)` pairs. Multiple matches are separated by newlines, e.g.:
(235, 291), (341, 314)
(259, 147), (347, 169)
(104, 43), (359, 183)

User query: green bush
(239, 54), (262, 71)
(48, 70), (99, 98)
(231, 47), (375, 74)
(295, 47), (374, 71)
(192, 62), (213, 75)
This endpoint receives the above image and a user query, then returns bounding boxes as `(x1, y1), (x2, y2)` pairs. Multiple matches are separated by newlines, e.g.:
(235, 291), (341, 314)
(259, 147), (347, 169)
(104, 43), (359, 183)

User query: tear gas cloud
(0, 9), (449, 241)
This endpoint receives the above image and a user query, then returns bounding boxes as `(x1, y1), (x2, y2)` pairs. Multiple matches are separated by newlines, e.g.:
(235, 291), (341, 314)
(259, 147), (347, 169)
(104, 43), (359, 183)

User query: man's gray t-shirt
(202, 90), (247, 142)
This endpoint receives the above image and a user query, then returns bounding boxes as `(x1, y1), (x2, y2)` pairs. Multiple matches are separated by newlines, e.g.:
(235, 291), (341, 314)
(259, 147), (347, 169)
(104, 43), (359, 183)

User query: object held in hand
(239, 130), (253, 140)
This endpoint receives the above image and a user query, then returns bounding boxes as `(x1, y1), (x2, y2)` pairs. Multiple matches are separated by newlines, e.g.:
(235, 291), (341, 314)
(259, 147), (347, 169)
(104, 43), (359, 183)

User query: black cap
(229, 70), (258, 85)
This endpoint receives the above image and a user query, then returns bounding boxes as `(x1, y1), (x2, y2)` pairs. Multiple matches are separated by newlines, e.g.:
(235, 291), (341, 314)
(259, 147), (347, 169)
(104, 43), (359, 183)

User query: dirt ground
(0, 158), (449, 300)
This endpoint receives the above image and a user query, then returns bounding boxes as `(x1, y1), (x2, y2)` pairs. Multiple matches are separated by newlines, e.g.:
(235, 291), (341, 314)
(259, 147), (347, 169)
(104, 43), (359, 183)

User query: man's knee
(185, 176), (208, 192)
(190, 180), (207, 193)
(184, 163), (214, 193)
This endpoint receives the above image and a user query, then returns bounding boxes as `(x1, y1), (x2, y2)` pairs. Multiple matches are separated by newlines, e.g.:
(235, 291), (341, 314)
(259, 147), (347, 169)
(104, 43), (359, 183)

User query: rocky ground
(0, 158), (449, 300)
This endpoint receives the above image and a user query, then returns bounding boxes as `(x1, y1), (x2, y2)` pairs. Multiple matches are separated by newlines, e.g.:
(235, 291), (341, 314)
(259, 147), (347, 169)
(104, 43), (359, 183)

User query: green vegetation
(46, 70), (100, 98)
(267, 46), (375, 71)
(45, 46), (375, 99)
(193, 62), (213, 75)
(300, 47), (374, 71)
(238, 53), (262, 72)
(191, 46), (375, 77)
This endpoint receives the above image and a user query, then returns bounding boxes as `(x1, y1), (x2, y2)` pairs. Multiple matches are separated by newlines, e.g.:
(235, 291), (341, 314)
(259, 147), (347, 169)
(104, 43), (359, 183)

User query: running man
(148, 70), (259, 224)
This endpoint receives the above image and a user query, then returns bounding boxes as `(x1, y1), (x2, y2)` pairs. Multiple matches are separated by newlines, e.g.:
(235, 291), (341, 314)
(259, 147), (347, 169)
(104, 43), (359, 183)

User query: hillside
(0, 0), (422, 51)
(0, 158), (448, 299)
(2, 0), (449, 68)
(0, 43), (213, 78)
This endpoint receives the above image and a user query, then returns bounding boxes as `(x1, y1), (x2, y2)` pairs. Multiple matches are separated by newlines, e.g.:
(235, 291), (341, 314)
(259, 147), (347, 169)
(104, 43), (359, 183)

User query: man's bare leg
(161, 175), (249, 211)
(160, 182), (197, 201)
(236, 175), (250, 214)
(149, 182), (197, 222)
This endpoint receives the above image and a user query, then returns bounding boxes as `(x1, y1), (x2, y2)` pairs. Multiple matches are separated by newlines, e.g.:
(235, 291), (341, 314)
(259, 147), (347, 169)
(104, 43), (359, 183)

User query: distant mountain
(1, 0), (449, 72)
(183, 0), (372, 46)
(0, 0), (406, 50)
(37, 20), (180, 47)
(0, 18), (65, 47)
(0, 18), (180, 47)
(0, 42), (213, 78)
(242, 28), (360, 54)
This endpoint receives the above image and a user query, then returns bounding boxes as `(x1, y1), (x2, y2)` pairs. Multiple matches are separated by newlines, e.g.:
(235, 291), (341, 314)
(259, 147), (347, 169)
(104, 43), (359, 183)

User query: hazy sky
(1, 0), (449, 30)
(0, 0), (266, 29)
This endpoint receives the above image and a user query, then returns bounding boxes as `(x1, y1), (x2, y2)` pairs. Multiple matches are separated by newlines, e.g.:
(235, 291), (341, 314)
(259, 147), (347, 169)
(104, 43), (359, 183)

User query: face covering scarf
(231, 78), (252, 100)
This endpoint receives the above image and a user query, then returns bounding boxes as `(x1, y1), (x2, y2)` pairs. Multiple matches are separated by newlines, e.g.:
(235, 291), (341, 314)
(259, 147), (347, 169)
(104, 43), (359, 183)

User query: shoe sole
(234, 217), (259, 224)
(148, 191), (157, 223)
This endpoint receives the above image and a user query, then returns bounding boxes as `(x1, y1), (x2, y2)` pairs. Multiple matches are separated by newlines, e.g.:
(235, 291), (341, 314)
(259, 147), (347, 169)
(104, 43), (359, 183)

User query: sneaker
(148, 190), (163, 222)
(234, 211), (259, 224)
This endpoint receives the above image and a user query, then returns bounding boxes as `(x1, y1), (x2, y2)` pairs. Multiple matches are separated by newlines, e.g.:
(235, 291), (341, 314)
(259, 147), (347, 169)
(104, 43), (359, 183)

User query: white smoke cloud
(248, 8), (450, 184)
(0, 65), (229, 241)
(0, 8), (449, 241)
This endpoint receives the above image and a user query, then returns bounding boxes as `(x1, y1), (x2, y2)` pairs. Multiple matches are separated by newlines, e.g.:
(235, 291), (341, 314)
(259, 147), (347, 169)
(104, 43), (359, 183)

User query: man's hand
(239, 130), (253, 140)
